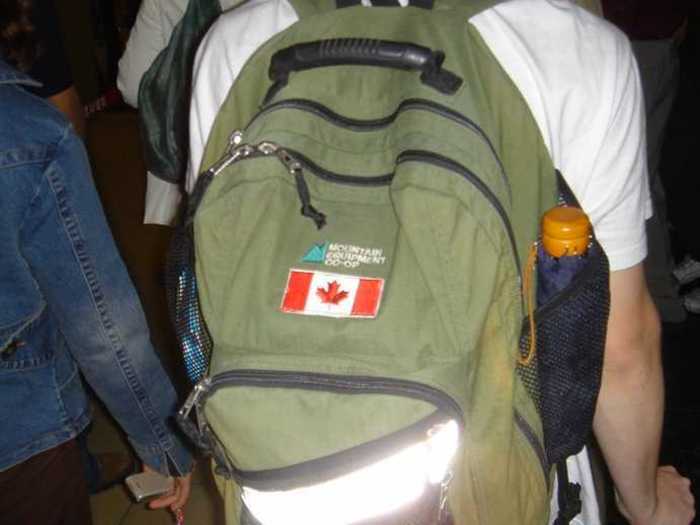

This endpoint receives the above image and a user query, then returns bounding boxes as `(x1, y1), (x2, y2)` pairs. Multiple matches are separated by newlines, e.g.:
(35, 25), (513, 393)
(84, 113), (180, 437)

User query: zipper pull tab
(179, 376), (212, 420)
(206, 131), (253, 177)
(230, 130), (244, 147)
(186, 131), (252, 225)
(437, 469), (453, 522)
(274, 149), (326, 229)
(294, 171), (327, 229)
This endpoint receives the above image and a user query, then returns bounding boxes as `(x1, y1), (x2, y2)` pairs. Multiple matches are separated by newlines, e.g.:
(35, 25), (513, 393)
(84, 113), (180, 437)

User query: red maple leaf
(316, 281), (349, 305)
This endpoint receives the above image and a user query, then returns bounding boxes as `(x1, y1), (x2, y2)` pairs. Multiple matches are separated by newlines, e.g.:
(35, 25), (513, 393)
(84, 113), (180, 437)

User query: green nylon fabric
(194, 2), (557, 523)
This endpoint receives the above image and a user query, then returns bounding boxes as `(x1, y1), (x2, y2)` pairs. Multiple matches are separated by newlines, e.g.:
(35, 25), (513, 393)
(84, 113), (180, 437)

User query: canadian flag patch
(281, 269), (384, 318)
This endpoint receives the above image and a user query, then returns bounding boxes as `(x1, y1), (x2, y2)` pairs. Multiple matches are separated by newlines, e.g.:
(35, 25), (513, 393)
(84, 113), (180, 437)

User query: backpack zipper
(201, 137), (328, 228)
(202, 135), (521, 283)
(180, 370), (463, 489)
(180, 370), (547, 484)
(514, 409), (549, 482)
(396, 150), (520, 279)
(285, 148), (393, 186)
(185, 369), (463, 423)
(248, 97), (511, 203)
(273, 147), (520, 280)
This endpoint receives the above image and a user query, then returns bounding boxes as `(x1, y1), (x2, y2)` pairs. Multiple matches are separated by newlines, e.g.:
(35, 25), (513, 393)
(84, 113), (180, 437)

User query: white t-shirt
(186, 1), (652, 522)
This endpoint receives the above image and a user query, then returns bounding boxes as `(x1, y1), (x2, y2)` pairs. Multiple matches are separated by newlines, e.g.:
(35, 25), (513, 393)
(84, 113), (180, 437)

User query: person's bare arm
(593, 264), (694, 524)
(48, 85), (86, 139)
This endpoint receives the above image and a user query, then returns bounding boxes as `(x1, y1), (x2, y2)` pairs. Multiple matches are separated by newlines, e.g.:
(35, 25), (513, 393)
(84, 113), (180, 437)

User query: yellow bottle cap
(541, 206), (590, 257)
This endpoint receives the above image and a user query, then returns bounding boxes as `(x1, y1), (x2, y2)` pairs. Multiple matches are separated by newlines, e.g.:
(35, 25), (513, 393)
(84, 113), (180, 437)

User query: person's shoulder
(471, 0), (638, 112)
(157, 0), (189, 31)
(199, 0), (296, 63)
(142, 0), (188, 22)
(473, 0), (633, 65)
(475, 0), (608, 28)
(0, 84), (75, 215)
(214, 0), (295, 34)
(0, 84), (72, 162)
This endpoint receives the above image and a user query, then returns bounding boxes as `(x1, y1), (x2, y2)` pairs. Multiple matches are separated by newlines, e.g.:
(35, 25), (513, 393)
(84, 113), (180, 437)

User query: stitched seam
(43, 132), (176, 455)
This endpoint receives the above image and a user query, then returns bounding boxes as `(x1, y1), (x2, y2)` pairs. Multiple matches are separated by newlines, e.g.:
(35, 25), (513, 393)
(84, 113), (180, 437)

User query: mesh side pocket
(516, 348), (542, 416)
(518, 240), (610, 466)
(165, 223), (212, 383)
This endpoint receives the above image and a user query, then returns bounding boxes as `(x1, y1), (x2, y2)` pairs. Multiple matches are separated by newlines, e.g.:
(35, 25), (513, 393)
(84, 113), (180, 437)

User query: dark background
(657, 14), (700, 525)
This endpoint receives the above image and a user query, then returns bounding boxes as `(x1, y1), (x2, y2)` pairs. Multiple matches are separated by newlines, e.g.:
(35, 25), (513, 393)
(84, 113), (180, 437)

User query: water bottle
(537, 205), (591, 305)
(534, 205), (592, 522)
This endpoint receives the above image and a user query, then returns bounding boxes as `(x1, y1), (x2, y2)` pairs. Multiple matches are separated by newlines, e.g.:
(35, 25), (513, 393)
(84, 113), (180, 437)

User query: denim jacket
(0, 60), (192, 475)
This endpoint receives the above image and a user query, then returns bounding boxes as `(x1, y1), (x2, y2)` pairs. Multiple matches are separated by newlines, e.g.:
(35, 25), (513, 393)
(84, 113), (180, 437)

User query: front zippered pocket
(184, 369), (463, 487)
(180, 371), (463, 525)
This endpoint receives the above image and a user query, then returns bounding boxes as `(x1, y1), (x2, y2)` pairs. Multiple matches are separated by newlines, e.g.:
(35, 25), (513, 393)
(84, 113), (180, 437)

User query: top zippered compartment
(196, 130), (521, 277)
(247, 97), (511, 203)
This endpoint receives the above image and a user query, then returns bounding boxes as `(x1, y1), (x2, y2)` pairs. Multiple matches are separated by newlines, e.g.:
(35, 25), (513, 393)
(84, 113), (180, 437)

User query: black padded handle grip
(266, 39), (463, 102)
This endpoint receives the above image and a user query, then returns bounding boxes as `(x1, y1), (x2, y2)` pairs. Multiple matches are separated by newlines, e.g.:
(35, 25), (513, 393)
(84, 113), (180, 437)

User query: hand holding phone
(131, 464), (193, 513)
(126, 471), (187, 523)
(125, 471), (174, 503)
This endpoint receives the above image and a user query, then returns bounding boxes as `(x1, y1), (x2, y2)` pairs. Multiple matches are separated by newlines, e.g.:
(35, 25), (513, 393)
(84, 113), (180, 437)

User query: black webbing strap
(409, 0), (434, 8)
(553, 461), (583, 525)
(556, 169), (581, 208)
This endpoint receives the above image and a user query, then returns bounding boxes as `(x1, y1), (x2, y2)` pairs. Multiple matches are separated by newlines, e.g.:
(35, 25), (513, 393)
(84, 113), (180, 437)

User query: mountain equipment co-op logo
(301, 242), (386, 269)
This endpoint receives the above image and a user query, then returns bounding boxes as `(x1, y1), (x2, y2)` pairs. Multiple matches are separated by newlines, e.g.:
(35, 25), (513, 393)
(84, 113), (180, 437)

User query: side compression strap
(553, 461), (583, 525)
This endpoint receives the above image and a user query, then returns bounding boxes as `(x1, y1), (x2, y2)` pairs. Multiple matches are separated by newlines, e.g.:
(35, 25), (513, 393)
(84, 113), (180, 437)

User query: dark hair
(0, 0), (36, 70)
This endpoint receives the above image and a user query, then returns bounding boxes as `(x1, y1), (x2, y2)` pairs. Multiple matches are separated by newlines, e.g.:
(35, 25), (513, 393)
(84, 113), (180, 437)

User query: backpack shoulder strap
(434, 0), (505, 17)
(287, 0), (507, 19)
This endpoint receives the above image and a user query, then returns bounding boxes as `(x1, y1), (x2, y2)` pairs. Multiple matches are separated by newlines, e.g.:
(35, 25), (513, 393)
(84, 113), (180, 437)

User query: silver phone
(125, 471), (174, 502)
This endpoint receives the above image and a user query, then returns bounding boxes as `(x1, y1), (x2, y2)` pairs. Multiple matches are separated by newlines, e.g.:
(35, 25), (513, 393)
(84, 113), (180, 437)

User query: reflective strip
(242, 420), (459, 525)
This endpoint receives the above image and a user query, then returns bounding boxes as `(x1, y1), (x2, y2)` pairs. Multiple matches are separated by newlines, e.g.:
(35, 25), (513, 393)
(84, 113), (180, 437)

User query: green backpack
(169, 1), (610, 523)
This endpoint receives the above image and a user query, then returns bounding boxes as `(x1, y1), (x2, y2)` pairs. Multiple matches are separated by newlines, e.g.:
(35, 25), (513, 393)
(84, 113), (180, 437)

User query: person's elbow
(604, 286), (661, 379)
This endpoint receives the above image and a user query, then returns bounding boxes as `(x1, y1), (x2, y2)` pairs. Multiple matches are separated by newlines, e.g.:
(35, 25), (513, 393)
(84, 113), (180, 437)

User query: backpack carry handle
(265, 38), (463, 103)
